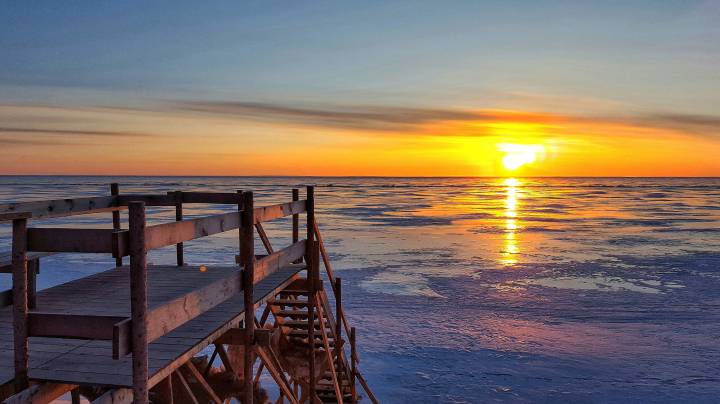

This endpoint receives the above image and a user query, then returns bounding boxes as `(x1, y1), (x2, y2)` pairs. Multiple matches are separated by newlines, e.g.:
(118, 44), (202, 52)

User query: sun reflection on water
(502, 178), (520, 266)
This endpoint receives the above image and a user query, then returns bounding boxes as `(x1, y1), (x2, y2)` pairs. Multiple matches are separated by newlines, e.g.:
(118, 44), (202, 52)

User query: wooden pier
(0, 185), (376, 404)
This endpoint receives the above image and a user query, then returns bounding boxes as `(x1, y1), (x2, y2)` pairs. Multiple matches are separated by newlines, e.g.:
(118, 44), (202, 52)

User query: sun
(499, 143), (545, 171)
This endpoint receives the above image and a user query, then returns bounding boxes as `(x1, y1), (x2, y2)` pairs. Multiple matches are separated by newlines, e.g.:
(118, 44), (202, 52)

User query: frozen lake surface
(1, 176), (719, 403)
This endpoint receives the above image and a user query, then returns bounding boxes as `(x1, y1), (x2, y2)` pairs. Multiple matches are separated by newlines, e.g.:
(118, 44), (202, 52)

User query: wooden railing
(2, 185), (314, 404)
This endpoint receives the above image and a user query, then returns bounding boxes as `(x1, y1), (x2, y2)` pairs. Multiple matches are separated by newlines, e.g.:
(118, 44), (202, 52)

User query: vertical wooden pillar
(129, 202), (149, 404)
(292, 188), (299, 263)
(111, 183), (123, 267)
(240, 191), (255, 404)
(305, 186), (316, 402)
(335, 277), (342, 371)
(12, 216), (29, 392)
(174, 191), (184, 266)
(350, 327), (357, 404)
(27, 259), (37, 310)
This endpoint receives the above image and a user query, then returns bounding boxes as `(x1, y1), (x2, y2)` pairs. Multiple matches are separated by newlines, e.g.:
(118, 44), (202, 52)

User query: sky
(1, 0), (719, 176)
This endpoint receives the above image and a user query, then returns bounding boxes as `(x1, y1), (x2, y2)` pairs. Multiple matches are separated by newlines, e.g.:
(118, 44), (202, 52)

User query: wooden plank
(306, 186), (316, 397)
(0, 212), (32, 222)
(26, 228), (120, 253)
(116, 194), (174, 207)
(129, 202), (149, 404)
(144, 212), (240, 251)
(28, 313), (127, 339)
(171, 192), (242, 205)
(173, 372), (199, 404)
(0, 196), (118, 220)
(0, 289), (11, 307)
(90, 388), (133, 404)
(254, 241), (307, 284)
(2, 382), (76, 404)
(254, 200), (306, 224)
(113, 269), (244, 357)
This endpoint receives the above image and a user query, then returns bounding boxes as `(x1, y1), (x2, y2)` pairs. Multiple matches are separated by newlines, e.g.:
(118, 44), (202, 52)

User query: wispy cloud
(0, 127), (152, 137)
(173, 100), (720, 138)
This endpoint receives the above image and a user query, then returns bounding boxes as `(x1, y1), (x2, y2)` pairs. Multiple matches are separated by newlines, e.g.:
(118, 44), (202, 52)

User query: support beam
(173, 191), (184, 267)
(183, 362), (222, 404)
(129, 202), (149, 404)
(240, 191), (255, 404)
(2, 383), (76, 404)
(292, 189), (300, 264)
(111, 183), (123, 267)
(305, 186), (316, 403)
(12, 217), (29, 392)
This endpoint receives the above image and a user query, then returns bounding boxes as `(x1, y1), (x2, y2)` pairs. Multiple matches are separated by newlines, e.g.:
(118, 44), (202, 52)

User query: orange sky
(1, 102), (719, 176)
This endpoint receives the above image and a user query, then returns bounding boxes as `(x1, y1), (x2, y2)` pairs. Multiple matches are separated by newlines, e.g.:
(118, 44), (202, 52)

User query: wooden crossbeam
(26, 228), (122, 253)
(253, 241), (307, 283)
(144, 211), (241, 250)
(183, 362), (222, 404)
(116, 194), (175, 207)
(2, 383), (76, 404)
(255, 346), (299, 404)
(28, 312), (127, 339)
(0, 196), (118, 221)
(167, 191), (242, 205)
(254, 200), (306, 224)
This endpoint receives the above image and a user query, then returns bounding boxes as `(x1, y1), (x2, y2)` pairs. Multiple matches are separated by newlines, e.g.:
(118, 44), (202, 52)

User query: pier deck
(0, 263), (303, 388)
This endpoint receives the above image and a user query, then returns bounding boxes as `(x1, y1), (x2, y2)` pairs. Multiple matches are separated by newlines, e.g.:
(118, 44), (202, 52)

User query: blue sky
(1, 1), (719, 175)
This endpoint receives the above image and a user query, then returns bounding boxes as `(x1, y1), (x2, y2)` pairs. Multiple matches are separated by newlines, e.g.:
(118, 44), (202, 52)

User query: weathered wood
(2, 383), (76, 404)
(183, 362), (221, 404)
(240, 191), (255, 404)
(28, 313), (127, 339)
(0, 212), (32, 222)
(254, 241), (307, 284)
(315, 222), (352, 337)
(90, 388), (133, 404)
(316, 299), (343, 404)
(116, 194), (174, 207)
(27, 260), (37, 309)
(173, 371), (199, 404)
(168, 192), (242, 205)
(0, 289), (12, 307)
(156, 376), (173, 404)
(26, 228), (121, 253)
(350, 327), (358, 404)
(144, 212), (240, 251)
(111, 183), (123, 267)
(0, 196), (118, 220)
(255, 346), (299, 404)
(129, 202), (149, 404)
(0, 251), (53, 273)
(173, 191), (184, 267)
(306, 186), (316, 401)
(254, 200), (306, 224)
(256, 223), (274, 254)
(12, 218), (29, 392)
(71, 388), (80, 404)
(335, 277), (342, 372)
(292, 188), (301, 264)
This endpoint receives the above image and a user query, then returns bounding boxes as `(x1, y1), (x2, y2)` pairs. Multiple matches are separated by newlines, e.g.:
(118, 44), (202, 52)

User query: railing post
(27, 259), (37, 309)
(335, 277), (342, 372)
(350, 327), (357, 404)
(173, 191), (184, 266)
(292, 188), (299, 263)
(305, 186), (317, 402)
(12, 216), (29, 392)
(129, 202), (149, 404)
(240, 191), (255, 404)
(111, 183), (122, 267)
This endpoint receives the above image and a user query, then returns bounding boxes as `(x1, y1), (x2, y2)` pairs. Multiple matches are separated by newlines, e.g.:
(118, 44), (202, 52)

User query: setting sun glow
(500, 143), (545, 171)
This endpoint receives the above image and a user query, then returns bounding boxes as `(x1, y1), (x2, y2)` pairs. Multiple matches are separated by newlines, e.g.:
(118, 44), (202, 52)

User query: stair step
(282, 320), (331, 329)
(288, 329), (335, 338)
(275, 310), (309, 318)
(279, 289), (310, 296)
(271, 299), (309, 307)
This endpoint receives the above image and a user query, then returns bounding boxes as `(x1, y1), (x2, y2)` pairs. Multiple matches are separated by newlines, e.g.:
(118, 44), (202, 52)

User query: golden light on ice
(500, 143), (545, 171)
